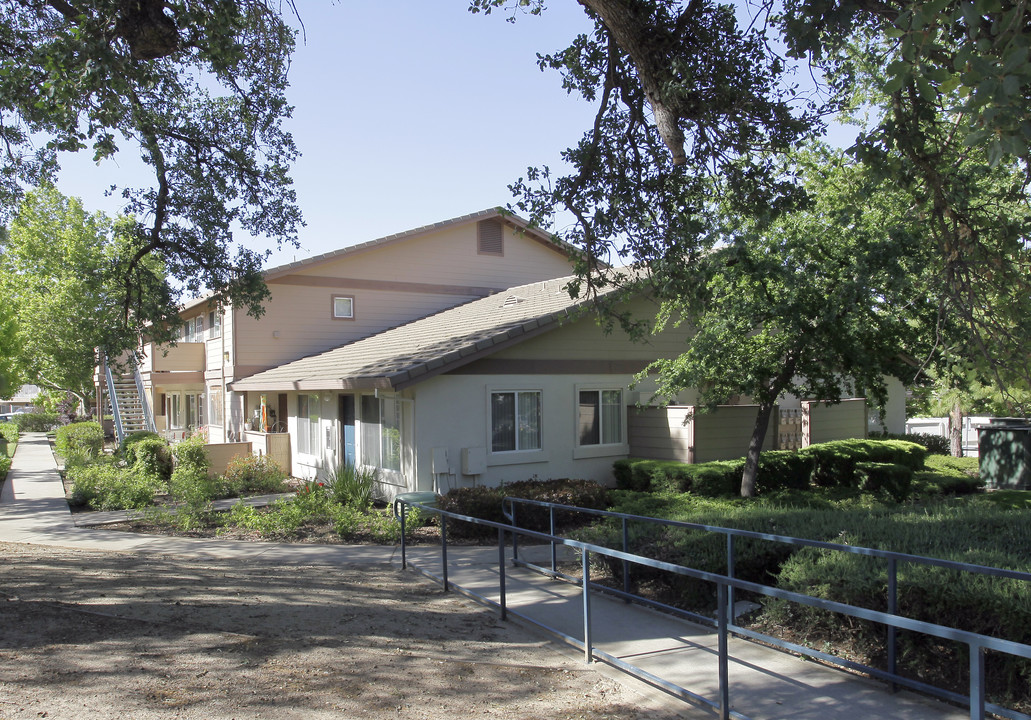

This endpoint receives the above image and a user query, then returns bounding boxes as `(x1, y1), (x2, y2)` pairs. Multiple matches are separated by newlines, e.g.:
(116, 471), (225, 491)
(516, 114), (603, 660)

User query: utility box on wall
(461, 447), (486, 476)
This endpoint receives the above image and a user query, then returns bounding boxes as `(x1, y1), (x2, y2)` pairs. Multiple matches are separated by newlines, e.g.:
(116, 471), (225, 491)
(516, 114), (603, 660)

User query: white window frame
(573, 385), (629, 459)
(487, 387), (547, 466)
(332, 295), (355, 320)
(208, 386), (224, 427)
(359, 394), (402, 472)
(297, 393), (320, 457)
(208, 310), (221, 339)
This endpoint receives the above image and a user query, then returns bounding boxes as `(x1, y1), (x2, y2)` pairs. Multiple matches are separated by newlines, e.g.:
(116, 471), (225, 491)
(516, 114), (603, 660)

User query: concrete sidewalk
(0, 433), (967, 720)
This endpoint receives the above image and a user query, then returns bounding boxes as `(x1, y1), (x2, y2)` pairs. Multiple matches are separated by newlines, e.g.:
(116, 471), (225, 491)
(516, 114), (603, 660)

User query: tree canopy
(0, 186), (172, 407)
(0, 0), (302, 328)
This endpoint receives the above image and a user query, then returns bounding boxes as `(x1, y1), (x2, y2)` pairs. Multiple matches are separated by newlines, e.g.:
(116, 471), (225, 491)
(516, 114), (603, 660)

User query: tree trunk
(741, 402), (775, 497)
(949, 398), (963, 457)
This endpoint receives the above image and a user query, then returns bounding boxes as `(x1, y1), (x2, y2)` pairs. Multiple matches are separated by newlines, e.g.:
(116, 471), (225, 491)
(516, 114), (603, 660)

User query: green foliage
(67, 462), (162, 510)
(0, 6), (301, 332)
(54, 421), (104, 460)
(799, 439), (926, 487)
(0, 455), (10, 480)
(325, 462), (377, 510)
(128, 437), (173, 484)
(437, 478), (610, 539)
(169, 435), (216, 512)
(0, 422), (17, 444)
(854, 462), (913, 502)
(220, 454), (287, 496)
(0, 187), (176, 398)
(12, 412), (58, 432)
(121, 431), (161, 459)
(871, 431), (950, 455)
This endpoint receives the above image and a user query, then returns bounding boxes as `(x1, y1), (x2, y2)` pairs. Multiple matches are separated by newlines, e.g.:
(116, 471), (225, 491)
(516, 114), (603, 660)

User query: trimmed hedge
(616, 439), (930, 497)
(437, 478), (610, 539)
(871, 430), (950, 455)
(13, 412), (58, 432)
(854, 461), (912, 501)
(54, 421), (104, 459)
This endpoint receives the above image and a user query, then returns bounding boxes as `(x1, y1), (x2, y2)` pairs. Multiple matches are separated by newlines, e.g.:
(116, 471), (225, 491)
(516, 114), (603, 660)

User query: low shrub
(437, 478), (610, 539)
(221, 454), (288, 496)
(0, 456), (10, 480)
(12, 412), (58, 432)
(325, 462), (377, 509)
(121, 431), (162, 461)
(854, 461), (913, 501)
(0, 421), (18, 444)
(871, 430), (950, 455)
(169, 435), (217, 511)
(800, 439), (927, 487)
(67, 462), (163, 510)
(129, 437), (174, 484)
(912, 455), (983, 497)
(54, 421), (104, 460)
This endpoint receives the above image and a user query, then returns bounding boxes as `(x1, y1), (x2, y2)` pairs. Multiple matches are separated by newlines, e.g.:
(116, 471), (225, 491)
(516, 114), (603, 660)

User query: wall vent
(477, 218), (504, 256)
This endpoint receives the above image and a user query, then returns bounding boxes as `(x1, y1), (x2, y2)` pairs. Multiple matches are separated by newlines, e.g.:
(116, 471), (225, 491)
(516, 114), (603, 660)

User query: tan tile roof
(229, 275), (613, 392)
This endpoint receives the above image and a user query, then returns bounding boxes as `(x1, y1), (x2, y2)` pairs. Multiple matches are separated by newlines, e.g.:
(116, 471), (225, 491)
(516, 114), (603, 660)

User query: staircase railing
(103, 359), (125, 445)
(102, 353), (156, 445)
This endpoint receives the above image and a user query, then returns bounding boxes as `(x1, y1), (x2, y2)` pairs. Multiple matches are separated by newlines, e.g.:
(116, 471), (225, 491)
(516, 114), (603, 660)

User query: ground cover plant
(571, 440), (1029, 713)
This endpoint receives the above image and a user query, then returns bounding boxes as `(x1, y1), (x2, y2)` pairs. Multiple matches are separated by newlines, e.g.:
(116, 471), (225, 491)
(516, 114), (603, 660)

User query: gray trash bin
(978, 422), (1031, 490)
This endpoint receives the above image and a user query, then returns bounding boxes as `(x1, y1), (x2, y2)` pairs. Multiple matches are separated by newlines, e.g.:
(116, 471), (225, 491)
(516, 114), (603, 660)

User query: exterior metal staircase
(103, 355), (155, 444)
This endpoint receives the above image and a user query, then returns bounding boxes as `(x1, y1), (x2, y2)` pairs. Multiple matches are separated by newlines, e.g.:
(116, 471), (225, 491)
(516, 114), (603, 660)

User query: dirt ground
(0, 541), (687, 720)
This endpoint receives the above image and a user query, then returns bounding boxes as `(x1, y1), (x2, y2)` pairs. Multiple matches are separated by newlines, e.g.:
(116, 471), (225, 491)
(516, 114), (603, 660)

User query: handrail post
(888, 557), (898, 692)
(511, 502), (519, 564)
(582, 548), (593, 664)
(622, 517), (631, 601)
(726, 534), (736, 620)
(400, 503), (408, 569)
(498, 527), (507, 621)
(549, 505), (557, 573)
(970, 642), (985, 720)
(441, 516), (449, 591)
(718, 583), (730, 720)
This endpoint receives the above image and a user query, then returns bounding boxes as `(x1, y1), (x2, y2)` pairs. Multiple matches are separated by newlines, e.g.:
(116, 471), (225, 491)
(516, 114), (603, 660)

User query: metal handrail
(103, 358), (124, 445)
(132, 361), (156, 434)
(396, 497), (1031, 720)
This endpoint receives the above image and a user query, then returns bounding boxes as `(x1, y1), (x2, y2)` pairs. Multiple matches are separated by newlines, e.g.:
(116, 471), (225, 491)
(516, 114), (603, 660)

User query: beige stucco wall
(411, 372), (638, 492)
(232, 222), (575, 372)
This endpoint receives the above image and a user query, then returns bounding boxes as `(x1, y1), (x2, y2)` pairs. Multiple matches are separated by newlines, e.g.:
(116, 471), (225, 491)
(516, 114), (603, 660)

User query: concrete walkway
(0, 433), (968, 720)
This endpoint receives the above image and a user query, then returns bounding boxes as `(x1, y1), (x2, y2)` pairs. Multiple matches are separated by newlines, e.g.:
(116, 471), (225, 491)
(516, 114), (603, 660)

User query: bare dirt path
(0, 542), (686, 720)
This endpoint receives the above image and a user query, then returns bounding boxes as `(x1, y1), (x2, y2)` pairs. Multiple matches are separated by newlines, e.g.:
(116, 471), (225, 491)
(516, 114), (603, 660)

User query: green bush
(54, 421), (104, 460)
(0, 421), (18, 444)
(12, 412), (58, 432)
(221, 454), (287, 496)
(121, 431), (162, 461)
(0, 455), (10, 480)
(130, 437), (173, 484)
(854, 461), (913, 501)
(169, 434), (216, 508)
(912, 455), (983, 497)
(67, 462), (163, 510)
(800, 439), (927, 487)
(437, 478), (610, 539)
(325, 461), (377, 509)
(871, 430), (950, 455)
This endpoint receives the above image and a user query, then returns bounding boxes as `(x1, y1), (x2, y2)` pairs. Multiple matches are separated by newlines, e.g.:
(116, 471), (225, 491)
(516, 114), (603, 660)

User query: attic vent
(477, 218), (504, 256)
(502, 295), (525, 307)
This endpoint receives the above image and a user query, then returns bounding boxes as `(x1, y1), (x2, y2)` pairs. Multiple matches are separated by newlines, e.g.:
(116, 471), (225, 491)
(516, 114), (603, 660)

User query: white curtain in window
(601, 390), (622, 444)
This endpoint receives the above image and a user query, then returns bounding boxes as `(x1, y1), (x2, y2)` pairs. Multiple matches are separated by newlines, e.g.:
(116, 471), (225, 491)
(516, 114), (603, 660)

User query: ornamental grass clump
(325, 461), (377, 510)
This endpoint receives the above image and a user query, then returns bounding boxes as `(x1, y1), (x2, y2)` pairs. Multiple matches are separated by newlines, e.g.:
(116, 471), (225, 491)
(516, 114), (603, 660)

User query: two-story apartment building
(126, 209), (578, 470)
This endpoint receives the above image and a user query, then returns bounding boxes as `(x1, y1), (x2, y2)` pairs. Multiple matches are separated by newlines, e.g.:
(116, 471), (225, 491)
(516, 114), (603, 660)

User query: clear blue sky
(55, 2), (599, 268)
